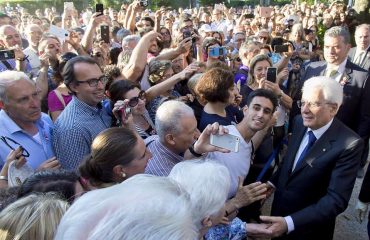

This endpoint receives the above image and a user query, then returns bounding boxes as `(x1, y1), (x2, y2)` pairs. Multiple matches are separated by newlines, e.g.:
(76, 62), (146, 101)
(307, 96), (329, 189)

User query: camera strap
(1, 60), (13, 70)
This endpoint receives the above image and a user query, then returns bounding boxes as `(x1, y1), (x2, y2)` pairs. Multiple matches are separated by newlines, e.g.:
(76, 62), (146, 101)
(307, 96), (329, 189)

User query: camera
(140, 0), (148, 7)
(208, 46), (227, 58)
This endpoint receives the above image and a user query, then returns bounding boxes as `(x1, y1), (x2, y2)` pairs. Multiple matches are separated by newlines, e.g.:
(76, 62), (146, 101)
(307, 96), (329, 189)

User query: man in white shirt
(259, 77), (363, 240)
(23, 24), (42, 78)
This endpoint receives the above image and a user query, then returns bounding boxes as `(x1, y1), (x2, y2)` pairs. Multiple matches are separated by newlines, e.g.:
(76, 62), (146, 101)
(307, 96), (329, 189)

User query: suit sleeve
(290, 137), (363, 232)
(358, 73), (370, 139)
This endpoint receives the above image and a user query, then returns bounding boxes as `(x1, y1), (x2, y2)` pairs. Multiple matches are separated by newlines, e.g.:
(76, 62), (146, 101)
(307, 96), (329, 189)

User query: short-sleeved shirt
(0, 111), (55, 169)
(207, 125), (252, 199)
(52, 96), (112, 170)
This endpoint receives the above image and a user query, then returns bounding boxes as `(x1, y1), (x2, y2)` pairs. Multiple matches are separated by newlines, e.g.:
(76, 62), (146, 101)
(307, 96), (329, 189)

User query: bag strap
(1, 60), (14, 70)
(54, 89), (66, 108)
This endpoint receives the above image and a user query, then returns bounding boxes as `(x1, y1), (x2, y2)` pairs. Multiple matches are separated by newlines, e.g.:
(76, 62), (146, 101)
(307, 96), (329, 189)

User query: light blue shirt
(0, 110), (55, 170)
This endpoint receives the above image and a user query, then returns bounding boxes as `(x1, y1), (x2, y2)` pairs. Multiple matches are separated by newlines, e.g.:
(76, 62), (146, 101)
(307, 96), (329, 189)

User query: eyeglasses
(0, 136), (30, 157)
(297, 100), (334, 109)
(128, 90), (146, 107)
(76, 75), (108, 87)
(161, 31), (170, 36)
(235, 57), (241, 62)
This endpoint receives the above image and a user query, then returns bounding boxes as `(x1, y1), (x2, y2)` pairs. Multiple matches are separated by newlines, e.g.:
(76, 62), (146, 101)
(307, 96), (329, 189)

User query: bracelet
(0, 175), (8, 181)
(189, 142), (203, 158)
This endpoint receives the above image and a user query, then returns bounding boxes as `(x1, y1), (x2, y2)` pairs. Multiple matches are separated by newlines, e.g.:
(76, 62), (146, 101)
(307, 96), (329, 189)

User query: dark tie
(295, 131), (317, 169)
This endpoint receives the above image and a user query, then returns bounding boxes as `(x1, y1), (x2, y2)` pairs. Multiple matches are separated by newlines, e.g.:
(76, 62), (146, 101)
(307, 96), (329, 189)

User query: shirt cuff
(284, 216), (295, 234)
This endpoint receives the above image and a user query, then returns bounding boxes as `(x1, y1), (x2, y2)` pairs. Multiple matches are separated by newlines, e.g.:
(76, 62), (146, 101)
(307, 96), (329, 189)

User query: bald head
(0, 25), (22, 48)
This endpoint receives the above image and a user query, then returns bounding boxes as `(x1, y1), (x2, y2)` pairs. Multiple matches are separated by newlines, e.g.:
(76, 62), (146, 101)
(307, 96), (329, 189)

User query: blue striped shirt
(144, 135), (183, 176)
(52, 96), (111, 170)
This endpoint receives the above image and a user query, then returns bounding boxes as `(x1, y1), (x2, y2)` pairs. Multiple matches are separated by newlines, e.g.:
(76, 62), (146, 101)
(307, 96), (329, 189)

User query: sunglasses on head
(128, 90), (146, 107)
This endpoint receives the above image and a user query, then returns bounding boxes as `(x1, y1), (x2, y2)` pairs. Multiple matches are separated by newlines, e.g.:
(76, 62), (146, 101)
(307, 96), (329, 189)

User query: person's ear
(329, 103), (339, 116)
(0, 39), (6, 48)
(165, 133), (176, 146)
(112, 165), (126, 180)
(201, 216), (212, 228)
(69, 82), (79, 94)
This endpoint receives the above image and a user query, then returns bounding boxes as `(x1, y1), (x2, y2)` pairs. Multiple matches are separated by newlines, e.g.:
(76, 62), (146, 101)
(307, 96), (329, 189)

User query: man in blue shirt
(0, 71), (57, 170)
(0, 25), (31, 73)
(53, 56), (111, 170)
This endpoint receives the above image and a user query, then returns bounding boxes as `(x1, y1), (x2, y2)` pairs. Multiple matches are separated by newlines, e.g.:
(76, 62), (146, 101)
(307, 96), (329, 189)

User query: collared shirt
(144, 135), (183, 176)
(326, 59), (347, 82)
(0, 58), (32, 73)
(0, 110), (55, 169)
(285, 118), (334, 234)
(52, 96), (112, 170)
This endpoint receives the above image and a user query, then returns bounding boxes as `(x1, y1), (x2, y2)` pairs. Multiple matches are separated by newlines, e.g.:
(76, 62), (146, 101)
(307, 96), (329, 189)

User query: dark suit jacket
(348, 47), (370, 71)
(291, 60), (370, 139)
(271, 117), (363, 240)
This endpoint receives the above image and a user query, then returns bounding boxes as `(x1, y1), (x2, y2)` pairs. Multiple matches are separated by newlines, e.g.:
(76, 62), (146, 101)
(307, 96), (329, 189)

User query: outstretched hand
(193, 122), (230, 154)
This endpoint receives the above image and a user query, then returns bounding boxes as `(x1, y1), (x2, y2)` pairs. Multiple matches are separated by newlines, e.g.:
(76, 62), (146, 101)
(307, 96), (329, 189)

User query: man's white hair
(302, 76), (343, 107)
(0, 71), (34, 103)
(155, 100), (194, 141)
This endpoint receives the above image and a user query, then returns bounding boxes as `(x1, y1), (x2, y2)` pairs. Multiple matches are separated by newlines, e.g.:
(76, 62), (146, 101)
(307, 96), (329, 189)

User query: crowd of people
(0, 1), (369, 239)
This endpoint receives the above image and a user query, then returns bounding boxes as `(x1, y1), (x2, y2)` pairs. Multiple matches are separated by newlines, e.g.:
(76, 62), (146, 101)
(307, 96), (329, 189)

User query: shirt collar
(73, 96), (103, 114)
(327, 58), (347, 75)
(308, 118), (333, 140)
(0, 110), (44, 135)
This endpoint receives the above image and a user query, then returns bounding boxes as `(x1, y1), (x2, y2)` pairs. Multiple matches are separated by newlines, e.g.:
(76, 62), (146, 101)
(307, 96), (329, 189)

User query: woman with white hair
(169, 160), (272, 239)
(55, 174), (198, 240)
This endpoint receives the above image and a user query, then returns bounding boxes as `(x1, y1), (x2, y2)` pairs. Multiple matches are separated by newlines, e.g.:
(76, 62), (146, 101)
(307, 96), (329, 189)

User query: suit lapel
(287, 124), (307, 174)
(289, 119), (338, 178)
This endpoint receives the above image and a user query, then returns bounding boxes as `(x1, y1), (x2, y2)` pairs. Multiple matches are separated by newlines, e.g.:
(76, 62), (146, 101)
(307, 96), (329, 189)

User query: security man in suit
(348, 24), (370, 71)
(290, 26), (370, 178)
(260, 77), (364, 240)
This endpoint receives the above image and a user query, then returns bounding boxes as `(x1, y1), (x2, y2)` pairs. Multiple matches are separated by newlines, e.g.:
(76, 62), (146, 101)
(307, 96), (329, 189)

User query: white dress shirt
(285, 118), (334, 234)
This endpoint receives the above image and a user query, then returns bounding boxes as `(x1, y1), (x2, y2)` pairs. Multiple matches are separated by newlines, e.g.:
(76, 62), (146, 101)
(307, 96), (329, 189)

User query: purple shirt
(47, 90), (72, 112)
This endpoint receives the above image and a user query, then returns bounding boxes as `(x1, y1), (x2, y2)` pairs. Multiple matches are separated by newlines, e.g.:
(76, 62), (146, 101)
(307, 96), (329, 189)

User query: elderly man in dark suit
(290, 26), (370, 178)
(260, 77), (364, 239)
(348, 24), (370, 71)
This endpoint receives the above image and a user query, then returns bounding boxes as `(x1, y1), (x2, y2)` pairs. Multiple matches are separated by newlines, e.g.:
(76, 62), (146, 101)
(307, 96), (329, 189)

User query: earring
(121, 172), (126, 178)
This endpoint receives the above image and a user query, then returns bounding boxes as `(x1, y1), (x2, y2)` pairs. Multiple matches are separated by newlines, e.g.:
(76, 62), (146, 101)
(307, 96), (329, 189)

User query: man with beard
(53, 56), (111, 170)
(0, 71), (58, 170)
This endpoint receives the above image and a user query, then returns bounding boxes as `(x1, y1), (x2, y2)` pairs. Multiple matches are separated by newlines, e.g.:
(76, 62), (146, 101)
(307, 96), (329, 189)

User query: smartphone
(120, 107), (131, 120)
(244, 13), (254, 19)
(259, 7), (273, 18)
(140, 0), (148, 7)
(210, 133), (240, 152)
(183, 30), (192, 40)
(267, 67), (277, 83)
(274, 45), (289, 53)
(0, 50), (15, 60)
(100, 25), (110, 44)
(209, 46), (227, 58)
(64, 2), (74, 10)
(95, 3), (103, 15)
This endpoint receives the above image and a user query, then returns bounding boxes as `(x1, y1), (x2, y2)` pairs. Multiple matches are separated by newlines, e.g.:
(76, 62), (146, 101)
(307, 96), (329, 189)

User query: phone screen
(0, 50), (15, 60)
(96, 3), (103, 15)
(267, 67), (277, 83)
(100, 25), (110, 43)
(210, 134), (240, 152)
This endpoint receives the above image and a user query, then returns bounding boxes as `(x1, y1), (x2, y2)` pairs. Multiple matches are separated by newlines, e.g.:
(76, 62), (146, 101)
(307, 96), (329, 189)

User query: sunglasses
(234, 57), (241, 62)
(128, 90), (146, 107)
(0, 136), (30, 157)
